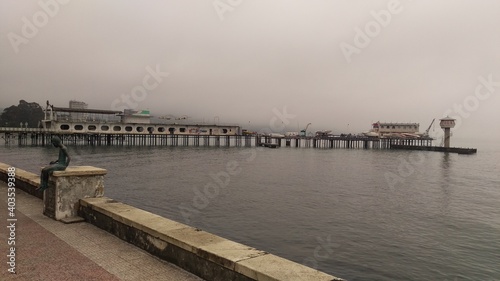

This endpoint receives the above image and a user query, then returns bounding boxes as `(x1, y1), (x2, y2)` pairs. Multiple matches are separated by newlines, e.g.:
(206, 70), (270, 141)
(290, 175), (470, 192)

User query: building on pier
(40, 102), (241, 136)
(363, 121), (423, 138)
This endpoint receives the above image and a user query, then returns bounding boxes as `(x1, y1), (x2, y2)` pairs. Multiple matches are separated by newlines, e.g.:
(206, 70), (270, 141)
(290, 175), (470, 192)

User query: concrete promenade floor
(0, 181), (203, 281)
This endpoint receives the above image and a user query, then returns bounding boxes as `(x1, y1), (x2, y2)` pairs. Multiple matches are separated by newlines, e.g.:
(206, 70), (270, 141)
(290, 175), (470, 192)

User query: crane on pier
(422, 118), (435, 137)
(300, 123), (311, 137)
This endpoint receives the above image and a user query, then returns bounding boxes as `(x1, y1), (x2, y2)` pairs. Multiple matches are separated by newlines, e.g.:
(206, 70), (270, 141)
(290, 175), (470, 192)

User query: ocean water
(1, 140), (499, 281)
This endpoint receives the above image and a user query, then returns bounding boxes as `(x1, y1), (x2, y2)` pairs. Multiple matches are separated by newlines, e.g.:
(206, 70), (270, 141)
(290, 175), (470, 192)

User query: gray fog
(1, 0), (499, 139)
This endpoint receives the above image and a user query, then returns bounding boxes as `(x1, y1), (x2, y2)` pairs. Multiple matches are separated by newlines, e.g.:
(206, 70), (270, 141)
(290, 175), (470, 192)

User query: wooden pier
(0, 127), (436, 150)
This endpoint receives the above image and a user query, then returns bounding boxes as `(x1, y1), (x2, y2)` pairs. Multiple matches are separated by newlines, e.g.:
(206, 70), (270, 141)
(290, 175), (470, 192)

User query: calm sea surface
(1, 138), (499, 281)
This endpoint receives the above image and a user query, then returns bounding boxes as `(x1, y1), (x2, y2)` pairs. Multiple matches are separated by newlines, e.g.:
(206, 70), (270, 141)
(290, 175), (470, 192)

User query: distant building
(364, 121), (421, 138)
(69, 100), (88, 121)
(69, 100), (88, 109)
(41, 100), (241, 136)
(375, 122), (419, 135)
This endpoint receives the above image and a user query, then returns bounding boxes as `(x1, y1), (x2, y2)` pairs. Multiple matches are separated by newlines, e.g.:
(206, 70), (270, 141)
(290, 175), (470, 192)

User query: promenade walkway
(0, 181), (203, 281)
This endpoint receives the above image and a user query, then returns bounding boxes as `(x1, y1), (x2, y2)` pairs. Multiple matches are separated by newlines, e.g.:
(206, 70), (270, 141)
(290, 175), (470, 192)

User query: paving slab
(0, 181), (203, 281)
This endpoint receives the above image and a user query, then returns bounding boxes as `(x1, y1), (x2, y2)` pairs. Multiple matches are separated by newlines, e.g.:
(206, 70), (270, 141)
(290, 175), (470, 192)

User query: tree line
(0, 100), (44, 128)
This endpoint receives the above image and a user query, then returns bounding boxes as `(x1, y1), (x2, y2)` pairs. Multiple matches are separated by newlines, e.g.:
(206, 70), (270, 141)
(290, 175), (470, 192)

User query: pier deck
(391, 144), (477, 154)
(0, 128), (435, 149)
(2, 128), (479, 154)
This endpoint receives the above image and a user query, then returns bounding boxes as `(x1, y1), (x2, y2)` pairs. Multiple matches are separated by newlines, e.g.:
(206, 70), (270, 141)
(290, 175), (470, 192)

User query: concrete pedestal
(43, 166), (107, 222)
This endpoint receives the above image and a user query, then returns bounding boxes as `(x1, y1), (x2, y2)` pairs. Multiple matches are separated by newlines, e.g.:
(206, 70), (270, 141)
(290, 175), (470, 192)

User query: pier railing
(0, 127), (50, 133)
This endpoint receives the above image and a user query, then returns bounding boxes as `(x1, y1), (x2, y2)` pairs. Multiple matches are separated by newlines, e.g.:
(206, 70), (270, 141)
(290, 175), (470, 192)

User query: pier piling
(1, 128), (478, 153)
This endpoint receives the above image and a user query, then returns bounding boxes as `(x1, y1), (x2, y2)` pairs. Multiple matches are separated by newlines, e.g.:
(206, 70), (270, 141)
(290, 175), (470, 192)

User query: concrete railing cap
(52, 166), (107, 177)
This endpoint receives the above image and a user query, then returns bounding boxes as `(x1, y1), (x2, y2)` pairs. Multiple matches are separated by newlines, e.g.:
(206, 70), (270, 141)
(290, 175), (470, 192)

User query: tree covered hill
(0, 100), (44, 128)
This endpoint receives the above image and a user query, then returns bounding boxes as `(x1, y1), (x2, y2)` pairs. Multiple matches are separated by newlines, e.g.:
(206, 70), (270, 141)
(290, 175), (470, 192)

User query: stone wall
(0, 162), (343, 281)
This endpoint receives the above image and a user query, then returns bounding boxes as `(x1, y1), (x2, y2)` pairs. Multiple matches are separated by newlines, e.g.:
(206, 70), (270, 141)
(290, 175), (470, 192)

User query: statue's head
(51, 136), (62, 147)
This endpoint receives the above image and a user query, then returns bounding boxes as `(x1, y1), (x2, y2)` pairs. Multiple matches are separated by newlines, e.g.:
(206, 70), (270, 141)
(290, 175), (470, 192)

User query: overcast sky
(1, 0), (499, 139)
